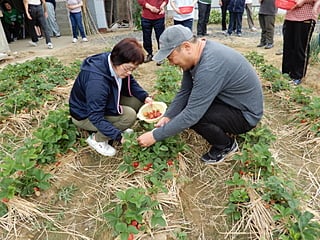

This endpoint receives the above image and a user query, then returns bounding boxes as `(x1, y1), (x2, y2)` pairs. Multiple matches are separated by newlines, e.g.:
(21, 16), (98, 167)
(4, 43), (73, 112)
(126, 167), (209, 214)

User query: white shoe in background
(29, 41), (37, 47)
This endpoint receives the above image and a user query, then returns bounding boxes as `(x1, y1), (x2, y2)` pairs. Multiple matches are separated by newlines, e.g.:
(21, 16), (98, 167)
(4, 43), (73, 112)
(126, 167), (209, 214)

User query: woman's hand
(144, 96), (153, 104)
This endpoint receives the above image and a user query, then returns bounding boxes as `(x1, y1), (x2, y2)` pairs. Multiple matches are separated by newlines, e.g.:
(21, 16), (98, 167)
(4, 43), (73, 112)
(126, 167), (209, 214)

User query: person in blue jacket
(69, 38), (153, 157)
(225, 0), (245, 36)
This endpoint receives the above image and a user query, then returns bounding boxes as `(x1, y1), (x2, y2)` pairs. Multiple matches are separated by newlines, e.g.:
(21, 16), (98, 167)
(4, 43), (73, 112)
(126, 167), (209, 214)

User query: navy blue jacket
(227, 0), (245, 12)
(69, 52), (148, 141)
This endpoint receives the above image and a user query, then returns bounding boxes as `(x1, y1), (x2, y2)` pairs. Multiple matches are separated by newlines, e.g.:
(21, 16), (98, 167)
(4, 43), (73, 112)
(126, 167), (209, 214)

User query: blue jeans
(197, 2), (211, 36)
(141, 17), (165, 56)
(174, 19), (193, 31)
(69, 12), (86, 39)
(227, 12), (243, 35)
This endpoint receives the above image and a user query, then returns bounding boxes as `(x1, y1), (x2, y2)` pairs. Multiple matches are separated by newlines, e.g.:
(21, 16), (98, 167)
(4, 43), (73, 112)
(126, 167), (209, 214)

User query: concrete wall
(56, 0), (71, 36)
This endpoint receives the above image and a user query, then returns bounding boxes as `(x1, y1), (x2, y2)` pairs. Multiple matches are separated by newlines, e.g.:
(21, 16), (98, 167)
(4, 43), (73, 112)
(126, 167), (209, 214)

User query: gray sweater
(153, 40), (263, 141)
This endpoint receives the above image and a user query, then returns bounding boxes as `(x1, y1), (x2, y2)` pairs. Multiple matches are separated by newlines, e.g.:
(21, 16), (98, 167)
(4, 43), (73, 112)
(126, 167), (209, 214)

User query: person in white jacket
(170, 0), (197, 31)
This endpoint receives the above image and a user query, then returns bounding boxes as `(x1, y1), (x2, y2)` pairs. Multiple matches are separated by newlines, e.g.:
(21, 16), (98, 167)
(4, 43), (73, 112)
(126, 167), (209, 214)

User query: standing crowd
(0, 0), (88, 49)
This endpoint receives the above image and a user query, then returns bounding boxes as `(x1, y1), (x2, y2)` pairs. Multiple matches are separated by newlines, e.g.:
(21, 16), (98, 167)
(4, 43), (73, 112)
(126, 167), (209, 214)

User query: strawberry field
(0, 23), (319, 240)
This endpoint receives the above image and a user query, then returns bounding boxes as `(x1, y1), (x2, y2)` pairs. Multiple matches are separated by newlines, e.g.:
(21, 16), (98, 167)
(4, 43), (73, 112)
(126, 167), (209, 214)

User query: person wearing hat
(137, 25), (263, 164)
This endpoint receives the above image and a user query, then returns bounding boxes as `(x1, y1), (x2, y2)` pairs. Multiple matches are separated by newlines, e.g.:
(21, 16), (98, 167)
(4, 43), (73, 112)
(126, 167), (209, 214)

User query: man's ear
(182, 41), (192, 54)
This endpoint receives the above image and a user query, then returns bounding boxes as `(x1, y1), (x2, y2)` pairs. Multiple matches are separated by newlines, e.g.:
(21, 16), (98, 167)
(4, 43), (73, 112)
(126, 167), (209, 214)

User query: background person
(137, 0), (168, 63)
(225, 0), (245, 36)
(219, 0), (229, 32)
(23, 0), (53, 49)
(257, 0), (277, 49)
(245, 0), (257, 31)
(46, 0), (60, 37)
(281, 0), (318, 85)
(69, 38), (153, 157)
(170, 0), (197, 31)
(137, 25), (264, 164)
(2, 0), (23, 43)
(66, 0), (88, 43)
(197, 0), (212, 36)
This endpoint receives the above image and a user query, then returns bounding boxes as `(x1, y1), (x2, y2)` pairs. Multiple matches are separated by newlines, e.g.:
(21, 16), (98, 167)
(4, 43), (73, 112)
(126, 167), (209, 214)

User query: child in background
(66, 0), (88, 43)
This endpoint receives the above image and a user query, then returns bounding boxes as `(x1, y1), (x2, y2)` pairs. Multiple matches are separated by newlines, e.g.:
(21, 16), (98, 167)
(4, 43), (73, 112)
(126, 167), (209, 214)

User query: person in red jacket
(137, 0), (168, 63)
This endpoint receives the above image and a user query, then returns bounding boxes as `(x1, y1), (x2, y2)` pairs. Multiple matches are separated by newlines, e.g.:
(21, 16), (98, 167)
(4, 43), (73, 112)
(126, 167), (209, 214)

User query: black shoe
(257, 43), (266, 48)
(201, 140), (238, 164)
(144, 54), (153, 63)
(264, 43), (274, 49)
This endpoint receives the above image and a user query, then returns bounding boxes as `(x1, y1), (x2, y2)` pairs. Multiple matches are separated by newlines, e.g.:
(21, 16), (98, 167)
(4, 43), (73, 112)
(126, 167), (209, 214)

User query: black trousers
(282, 19), (315, 80)
(220, 0), (229, 31)
(197, 2), (211, 35)
(191, 99), (254, 150)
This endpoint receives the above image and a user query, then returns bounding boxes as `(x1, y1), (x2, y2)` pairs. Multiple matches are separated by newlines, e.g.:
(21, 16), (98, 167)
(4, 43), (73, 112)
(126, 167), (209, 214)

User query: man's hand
(155, 116), (170, 128)
(137, 131), (156, 147)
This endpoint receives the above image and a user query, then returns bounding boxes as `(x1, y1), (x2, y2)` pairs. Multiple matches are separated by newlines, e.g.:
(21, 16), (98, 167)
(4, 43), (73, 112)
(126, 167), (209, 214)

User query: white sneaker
(124, 128), (134, 134)
(250, 27), (257, 32)
(47, 42), (53, 49)
(28, 41), (37, 47)
(82, 37), (88, 42)
(86, 134), (116, 156)
(72, 38), (78, 43)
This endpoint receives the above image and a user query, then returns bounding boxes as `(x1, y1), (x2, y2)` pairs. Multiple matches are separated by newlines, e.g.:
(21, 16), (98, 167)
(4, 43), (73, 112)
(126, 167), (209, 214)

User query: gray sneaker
(29, 41), (37, 47)
(201, 139), (238, 164)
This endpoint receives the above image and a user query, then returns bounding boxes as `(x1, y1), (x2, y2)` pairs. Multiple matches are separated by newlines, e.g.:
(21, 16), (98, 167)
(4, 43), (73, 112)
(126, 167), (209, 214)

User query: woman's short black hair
(110, 38), (145, 66)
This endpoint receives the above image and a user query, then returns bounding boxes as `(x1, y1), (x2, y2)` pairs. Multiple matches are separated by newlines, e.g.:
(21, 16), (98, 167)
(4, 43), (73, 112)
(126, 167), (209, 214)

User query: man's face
(167, 43), (193, 71)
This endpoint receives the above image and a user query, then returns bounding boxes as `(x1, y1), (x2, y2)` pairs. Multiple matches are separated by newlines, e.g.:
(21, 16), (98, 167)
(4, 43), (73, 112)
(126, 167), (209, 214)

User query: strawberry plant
(16, 168), (51, 197)
(289, 87), (312, 105)
(30, 108), (78, 164)
(273, 206), (320, 240)
(103, 187), (166, 240)
(120, 132), (187, 175)
(0, 57), (80, 116)
(244, 51), (265, 68)
(154, 63), (182, 104)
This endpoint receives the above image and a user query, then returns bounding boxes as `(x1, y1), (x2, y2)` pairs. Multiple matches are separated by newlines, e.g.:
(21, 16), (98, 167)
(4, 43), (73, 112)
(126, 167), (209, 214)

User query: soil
(0, 22), (320, 240)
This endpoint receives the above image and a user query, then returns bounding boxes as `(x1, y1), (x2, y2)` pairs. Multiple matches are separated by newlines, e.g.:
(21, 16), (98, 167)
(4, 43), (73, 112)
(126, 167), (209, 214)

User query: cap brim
(152, 48), (175, 62)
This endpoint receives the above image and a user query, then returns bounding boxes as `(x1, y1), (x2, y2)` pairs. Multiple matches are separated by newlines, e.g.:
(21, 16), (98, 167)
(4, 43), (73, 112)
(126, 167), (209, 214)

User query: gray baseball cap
(153, 25), (194, 62)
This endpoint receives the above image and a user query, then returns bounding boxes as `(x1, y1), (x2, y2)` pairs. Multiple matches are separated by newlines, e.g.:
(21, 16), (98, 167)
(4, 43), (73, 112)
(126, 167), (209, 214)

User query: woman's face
(116, 63), (138, 78)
